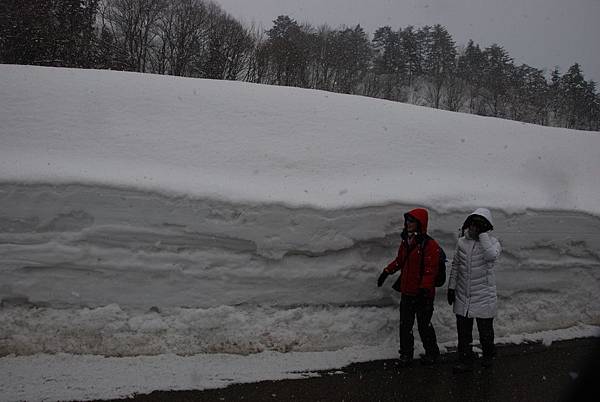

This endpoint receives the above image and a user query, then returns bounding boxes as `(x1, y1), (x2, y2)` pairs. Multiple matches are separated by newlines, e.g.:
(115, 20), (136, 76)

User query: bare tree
(244, 25), (270, 83)
(153, 0), (209, 76)
(443, 75), (466, 111)
(100, 0), (167, 72)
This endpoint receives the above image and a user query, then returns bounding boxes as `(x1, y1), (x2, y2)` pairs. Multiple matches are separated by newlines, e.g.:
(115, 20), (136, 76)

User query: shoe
(398, 355), (413, 367)
(420, 353), (439, 366)
(453, 360), (474, 373)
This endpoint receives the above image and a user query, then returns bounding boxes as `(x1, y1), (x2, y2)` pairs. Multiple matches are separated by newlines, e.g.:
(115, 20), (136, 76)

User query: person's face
(405, 216), (419, 233)
(468, 217), (487, 234)
(468, 221), (481, 235)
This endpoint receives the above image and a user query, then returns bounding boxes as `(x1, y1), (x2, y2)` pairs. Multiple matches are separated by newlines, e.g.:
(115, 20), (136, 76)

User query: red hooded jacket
(383, 208), (440, 298)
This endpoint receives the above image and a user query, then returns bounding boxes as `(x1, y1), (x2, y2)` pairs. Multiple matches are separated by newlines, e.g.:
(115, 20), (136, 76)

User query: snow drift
(1, 65), (599, 358)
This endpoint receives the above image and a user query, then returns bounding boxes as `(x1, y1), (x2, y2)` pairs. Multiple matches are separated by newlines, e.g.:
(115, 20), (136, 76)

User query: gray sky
(215, 0), (600, 83)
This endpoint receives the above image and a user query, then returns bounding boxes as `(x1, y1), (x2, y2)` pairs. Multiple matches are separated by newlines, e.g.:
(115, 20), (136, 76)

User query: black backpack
(420, 237), (447, 287)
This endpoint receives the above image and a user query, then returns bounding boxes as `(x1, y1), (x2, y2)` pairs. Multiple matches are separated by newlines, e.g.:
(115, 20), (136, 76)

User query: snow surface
(1, 65), (599, 401)
(2, 325), (598, 402)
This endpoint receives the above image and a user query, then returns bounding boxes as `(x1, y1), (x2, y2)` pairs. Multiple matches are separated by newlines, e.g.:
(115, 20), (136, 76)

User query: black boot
(398, 354), (413, 367)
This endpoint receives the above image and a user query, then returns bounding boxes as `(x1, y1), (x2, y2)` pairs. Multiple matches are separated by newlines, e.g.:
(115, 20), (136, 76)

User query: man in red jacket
(378, 207), (441, 366)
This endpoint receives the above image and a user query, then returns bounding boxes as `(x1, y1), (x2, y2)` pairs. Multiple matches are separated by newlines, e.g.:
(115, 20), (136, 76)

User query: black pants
(399, 295), (439, 358)
(456, 314), (495, 360)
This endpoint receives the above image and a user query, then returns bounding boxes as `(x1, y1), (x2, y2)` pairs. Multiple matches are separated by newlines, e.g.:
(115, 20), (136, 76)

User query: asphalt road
(99, 337), (599, 402)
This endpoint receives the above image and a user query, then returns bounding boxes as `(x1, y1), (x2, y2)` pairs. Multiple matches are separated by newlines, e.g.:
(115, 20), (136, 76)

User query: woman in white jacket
(448, 208), (501, 372)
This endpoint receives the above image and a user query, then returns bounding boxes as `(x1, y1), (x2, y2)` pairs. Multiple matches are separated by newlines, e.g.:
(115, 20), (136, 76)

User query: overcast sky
(215, 0), (600, 83)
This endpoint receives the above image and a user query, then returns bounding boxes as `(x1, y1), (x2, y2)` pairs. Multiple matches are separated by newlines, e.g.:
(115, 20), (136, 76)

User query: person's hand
(447, 289), (455, 305)
(377, 271), (389, 287)
(469, 223), (481, 240)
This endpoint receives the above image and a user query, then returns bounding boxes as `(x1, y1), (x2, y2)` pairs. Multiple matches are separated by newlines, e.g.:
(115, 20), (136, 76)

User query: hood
(404, 208), (429, 233)
(465, 208), (494, 229)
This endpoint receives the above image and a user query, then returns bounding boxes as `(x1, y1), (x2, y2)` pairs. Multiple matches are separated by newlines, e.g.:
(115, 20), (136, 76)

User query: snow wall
(1, 65), (599, 357)
(1, 184), (599, 356)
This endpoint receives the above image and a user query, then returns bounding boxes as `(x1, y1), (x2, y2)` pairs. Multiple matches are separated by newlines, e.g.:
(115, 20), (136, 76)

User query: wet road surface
(99, 337), (599, 402)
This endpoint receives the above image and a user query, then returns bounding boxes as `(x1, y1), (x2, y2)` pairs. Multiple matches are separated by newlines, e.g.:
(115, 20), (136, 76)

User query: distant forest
(2, 0), (599, 131)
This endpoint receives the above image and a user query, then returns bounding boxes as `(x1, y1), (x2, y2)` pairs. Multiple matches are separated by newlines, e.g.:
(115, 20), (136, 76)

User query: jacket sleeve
(384, 244), (404, 274)
(448, 241), (460, 290)
(478, 232), (501, 262)
(419, 240), (440, 289)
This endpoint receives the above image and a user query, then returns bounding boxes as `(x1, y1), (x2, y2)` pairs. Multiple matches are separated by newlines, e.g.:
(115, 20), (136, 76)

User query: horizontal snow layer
(1, 183), (599, 356)
(1, 65), (600, 213)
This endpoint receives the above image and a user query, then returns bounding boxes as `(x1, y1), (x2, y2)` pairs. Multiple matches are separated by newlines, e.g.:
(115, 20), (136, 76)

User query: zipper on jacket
(465, 240), (476, 318)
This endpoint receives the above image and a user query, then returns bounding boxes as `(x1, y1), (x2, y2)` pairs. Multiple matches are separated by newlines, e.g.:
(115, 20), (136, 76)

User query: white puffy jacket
(449, 209), (502, 318)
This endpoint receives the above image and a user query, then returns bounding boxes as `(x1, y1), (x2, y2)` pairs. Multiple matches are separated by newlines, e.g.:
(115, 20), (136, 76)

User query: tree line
(1, 0), (598, 131)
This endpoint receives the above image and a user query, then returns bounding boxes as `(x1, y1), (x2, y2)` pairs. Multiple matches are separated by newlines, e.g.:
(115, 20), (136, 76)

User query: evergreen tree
(0, 0), (98, 67)
(505, 64), (548, 124)
(372, 27), (400, 75)
(329, 25), (371, 94)
(585, 81), (600, 131)
(400, 26), (422, 88)
(265, 15), (310, 87)
(371, 26), (404, 100)
(560, 63), (588, 129)
(481, 44), (513, 116)
(523, 66), (550, 125)
(424, 24), (457, 108)
(457, 40), (485, 113)
(548, 66), (562, 124)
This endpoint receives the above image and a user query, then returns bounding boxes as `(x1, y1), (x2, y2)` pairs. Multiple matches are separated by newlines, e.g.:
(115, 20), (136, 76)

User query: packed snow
(1, 65), (599, 401)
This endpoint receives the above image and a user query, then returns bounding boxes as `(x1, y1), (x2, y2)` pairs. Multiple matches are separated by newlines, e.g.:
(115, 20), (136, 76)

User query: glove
(377, 271), (389, 287)
(447, 289), (455, 305)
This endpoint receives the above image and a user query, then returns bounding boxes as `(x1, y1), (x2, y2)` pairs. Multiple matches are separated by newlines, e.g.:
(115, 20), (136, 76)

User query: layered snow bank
(0, 65), (599, 360)
(1, 185), (599, 357)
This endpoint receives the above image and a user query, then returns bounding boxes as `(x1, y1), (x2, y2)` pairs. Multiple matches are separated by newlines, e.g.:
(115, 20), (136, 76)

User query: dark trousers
(456, 314), (495, 360)
(399, 295), (439, 358)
